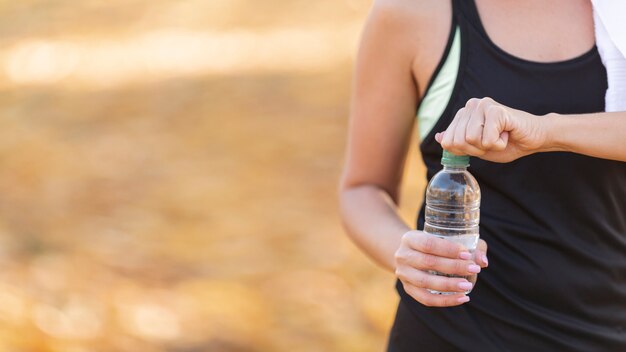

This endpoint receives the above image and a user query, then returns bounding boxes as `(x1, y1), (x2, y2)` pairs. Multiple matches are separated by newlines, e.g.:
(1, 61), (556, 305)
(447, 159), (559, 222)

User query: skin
(339, 0), (621, 308)
(436, 97), (626, 163)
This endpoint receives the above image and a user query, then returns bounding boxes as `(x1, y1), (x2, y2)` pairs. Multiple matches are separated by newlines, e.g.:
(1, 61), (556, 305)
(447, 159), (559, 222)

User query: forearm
(543, 112), (626, 162)
(339, 185), (412, 272)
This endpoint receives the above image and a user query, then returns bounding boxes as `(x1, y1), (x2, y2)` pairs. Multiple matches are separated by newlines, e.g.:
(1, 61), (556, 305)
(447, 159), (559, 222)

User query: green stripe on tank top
(417, 26), (461, 141)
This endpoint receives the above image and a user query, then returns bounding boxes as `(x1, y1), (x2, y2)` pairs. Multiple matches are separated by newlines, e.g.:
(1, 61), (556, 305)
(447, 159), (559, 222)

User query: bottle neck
(443, 165), (467, 172)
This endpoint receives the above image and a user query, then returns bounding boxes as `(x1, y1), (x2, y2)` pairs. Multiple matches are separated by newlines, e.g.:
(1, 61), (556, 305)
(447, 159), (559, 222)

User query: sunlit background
(0, 1), (426, 351)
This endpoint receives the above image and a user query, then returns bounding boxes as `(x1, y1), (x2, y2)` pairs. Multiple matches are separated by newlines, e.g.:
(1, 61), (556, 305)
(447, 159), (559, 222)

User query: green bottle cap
(441, 150), (470, 167)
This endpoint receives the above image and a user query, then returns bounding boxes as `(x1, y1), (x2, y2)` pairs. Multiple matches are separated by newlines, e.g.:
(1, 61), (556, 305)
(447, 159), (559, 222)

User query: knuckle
(482, 139), (494, 148)
(465, 134), (480, 144)
(394, 267), (401, 278)
(400, 231), (411, 243)
(404, 250), (419, 266)
(415, 272), (429, 288)
(454, 260), (466, 274)
(428, 276), (445, 291)
(393, 250), (403, 265)
(477, 98), (487, 110)
(395, 244), (407, 257)
(447, 280), (459, 292)
(444, 280), (459, 292)
(478, 97), (494, 108)
(421, 235), (436, 253)
(466, 98), (479, 108)
(421, 254), (438, 269)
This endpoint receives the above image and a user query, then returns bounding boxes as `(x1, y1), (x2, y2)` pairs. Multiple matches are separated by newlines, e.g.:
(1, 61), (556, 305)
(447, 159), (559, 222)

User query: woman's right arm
(339, 0), (485, 307)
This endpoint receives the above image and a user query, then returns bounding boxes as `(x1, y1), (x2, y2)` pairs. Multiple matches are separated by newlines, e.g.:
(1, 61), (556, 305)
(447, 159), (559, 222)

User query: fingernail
(458, 281), (473, 291)
(468, 264), (481, 273)
(482, 254), (489, 266)
(459, 251), (472, 260)
(457, 296), (470, 303)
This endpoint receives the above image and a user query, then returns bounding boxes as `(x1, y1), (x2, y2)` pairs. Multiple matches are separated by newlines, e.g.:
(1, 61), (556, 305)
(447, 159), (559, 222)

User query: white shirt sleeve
(591, 0), (626, 112)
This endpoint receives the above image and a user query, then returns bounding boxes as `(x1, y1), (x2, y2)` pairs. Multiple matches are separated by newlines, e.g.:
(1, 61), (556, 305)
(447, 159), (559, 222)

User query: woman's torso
(411, 0), (596, 98)
(392, 0), (626, 350)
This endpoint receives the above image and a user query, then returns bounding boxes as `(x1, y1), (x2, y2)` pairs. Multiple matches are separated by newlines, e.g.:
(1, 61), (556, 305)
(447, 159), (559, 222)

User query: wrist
(539, 112), (566, 152)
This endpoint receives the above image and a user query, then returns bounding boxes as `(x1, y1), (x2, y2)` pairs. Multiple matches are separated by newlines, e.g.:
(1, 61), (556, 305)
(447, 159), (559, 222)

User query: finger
(404, 232), (471, 259)
(437, 132), (484, 157)
(452, 98), (483, 150)
(435, 132), (443, 143)
(397, 267), (474, 293)
(477, 238), (488, 254)
(452, 110), (472, 150)
(482, 105), (509, 150)
(449, 140), (486, 157)
(498, 131), (509, 149)
(440, 108), (464, 151)
(449, 99), (487, 156)
(404, 283), (470, 307)
(409, 252), (481, 276)
(474, 239), (489, 268)
(465, 101), (487, 149)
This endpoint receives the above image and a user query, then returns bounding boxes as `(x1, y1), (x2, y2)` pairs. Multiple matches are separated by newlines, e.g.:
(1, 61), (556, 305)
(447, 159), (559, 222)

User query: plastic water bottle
(424, 150), (480, 295)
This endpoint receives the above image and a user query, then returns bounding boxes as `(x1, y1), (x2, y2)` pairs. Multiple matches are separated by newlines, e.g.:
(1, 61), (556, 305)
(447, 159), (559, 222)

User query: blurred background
(0, 1), (426, 351)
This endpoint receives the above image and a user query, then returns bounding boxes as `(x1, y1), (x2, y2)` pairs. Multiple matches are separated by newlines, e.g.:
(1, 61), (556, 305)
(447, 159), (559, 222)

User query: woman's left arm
(436, 97), (626, 162)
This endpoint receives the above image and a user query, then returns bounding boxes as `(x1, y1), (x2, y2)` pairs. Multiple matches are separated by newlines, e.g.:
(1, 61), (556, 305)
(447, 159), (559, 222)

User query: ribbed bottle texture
(424, 152), (480, 295)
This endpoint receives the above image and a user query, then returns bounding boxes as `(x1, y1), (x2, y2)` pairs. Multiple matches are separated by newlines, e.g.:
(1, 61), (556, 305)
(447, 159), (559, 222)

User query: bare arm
(339, 0), (487, 307)
(436, 97), (626, 162)
(545, 112), (626, 161)
(339, 0), (419, 272)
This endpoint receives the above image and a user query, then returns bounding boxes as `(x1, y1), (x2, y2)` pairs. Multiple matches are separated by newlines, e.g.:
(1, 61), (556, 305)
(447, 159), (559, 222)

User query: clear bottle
(424, 150), (481, 295)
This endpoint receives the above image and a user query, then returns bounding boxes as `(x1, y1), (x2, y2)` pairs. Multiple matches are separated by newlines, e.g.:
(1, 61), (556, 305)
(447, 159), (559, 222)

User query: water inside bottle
(424, 165), (480, 295)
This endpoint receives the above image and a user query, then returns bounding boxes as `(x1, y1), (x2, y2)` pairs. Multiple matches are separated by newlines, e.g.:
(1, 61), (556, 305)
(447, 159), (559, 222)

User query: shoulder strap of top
(452, 0), (477, 20)
(454, 0), (507, 47)
(452, 0), (483, 32)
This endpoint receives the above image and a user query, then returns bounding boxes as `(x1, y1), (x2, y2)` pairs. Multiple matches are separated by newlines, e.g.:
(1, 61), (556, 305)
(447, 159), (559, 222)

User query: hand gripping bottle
(424, 150), (480, 294)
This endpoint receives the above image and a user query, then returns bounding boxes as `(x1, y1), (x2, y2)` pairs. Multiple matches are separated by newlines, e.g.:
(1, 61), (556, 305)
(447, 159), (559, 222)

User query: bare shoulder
(367, 0), (450, 34)
(371, 0), (449, 16)
(365, 0), (453, 95)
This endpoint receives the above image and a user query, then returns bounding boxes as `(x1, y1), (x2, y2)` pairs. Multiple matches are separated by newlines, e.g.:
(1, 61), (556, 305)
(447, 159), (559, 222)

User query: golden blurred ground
(0, 1), (426, 351)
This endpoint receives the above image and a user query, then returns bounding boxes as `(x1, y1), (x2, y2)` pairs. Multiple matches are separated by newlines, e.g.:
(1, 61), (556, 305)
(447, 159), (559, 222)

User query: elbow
(337, 176), (400, 209)
(337, 177), (400, 205)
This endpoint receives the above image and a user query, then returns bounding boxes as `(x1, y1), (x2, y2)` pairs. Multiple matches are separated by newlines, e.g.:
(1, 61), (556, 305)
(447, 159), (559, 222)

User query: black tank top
(392, 1), (626, 351)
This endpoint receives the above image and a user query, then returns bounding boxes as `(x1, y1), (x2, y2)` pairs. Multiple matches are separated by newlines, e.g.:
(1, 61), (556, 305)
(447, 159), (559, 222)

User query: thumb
(493, 131), (509, 151)
(474, 239), (489, 268)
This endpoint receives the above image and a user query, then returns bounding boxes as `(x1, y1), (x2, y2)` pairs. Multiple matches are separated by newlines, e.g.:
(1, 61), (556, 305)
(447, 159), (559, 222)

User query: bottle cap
(441, 150), (470, 167)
